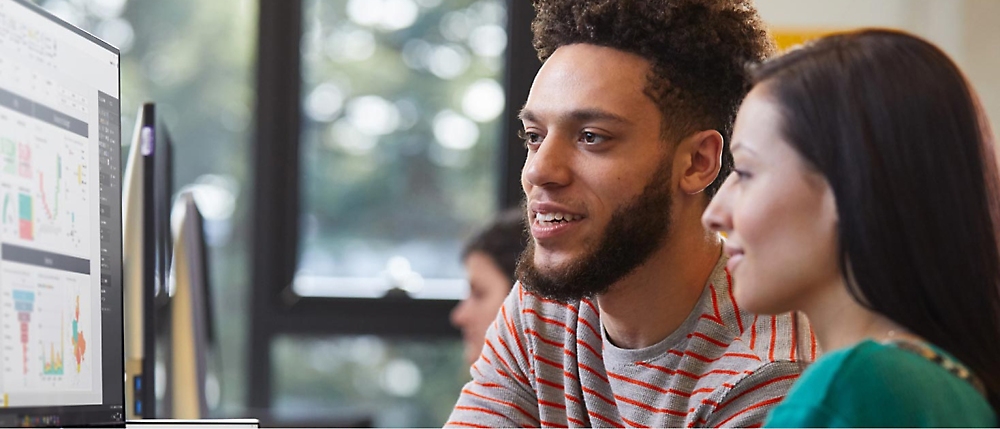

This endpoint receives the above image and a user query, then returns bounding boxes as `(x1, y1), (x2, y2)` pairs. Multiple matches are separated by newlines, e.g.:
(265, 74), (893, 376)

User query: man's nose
(523, 134), (572, 189)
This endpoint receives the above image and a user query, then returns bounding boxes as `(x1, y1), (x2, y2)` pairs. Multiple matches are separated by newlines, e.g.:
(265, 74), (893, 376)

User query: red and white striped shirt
(446, 256), (811, 428)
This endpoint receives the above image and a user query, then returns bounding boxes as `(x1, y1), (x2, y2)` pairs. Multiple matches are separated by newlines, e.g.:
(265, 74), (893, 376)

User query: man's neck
(597, 227), (723, 349)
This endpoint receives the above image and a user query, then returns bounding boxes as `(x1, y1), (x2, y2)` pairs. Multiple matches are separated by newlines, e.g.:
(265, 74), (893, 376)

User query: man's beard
(515, 161), (673, 303)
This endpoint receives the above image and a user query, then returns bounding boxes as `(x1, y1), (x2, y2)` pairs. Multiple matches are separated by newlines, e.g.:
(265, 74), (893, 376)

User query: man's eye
(518, 129), (542, 147)
(580, 131), (606, 145)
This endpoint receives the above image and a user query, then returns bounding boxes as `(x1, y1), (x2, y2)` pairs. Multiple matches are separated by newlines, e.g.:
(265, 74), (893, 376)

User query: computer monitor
(151, 107), (173, 418)
(123, 135), (216, 421)
(153, 113), (173, 310)
(122, 103), (173, 420)
(0, 0), (123, 426)
(163, 191), (214, 419)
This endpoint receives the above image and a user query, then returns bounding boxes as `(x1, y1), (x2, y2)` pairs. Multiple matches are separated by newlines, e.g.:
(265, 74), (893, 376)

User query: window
(257, 1), (513, 425)
(296, 0), (507, 300)
(34, 0), (539, 425)
(249, 0), (537, 424)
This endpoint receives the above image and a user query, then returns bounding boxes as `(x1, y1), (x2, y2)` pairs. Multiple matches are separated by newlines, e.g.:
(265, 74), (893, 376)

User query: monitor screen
(0, 0), (123, 426)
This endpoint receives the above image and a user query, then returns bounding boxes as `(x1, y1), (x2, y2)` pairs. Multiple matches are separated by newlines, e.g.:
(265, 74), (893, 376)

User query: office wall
(756, 0), (1000, 142)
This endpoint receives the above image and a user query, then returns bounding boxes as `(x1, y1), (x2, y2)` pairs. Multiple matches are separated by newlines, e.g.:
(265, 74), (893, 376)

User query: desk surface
(125, 419), (258, 429)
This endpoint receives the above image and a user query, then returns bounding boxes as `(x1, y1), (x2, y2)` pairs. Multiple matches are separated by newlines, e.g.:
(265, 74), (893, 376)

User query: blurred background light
(461, 78), (504, 122)
(467, 24), (506, 58)
(428, 44), (470, 79)
(433, 110), (479, 150)
(305, 82), (346, 122)
(346, 95), (400, 136)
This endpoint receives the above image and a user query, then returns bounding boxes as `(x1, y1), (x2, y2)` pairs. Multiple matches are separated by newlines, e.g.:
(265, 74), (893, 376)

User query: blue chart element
(13, 290), (36, 311)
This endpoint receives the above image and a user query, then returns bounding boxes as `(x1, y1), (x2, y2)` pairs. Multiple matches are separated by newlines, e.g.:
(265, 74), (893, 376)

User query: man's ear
(676, 130), (724, 195)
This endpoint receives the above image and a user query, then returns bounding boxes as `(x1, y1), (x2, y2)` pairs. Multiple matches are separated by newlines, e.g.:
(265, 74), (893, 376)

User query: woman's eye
(733, 169), (753, 181)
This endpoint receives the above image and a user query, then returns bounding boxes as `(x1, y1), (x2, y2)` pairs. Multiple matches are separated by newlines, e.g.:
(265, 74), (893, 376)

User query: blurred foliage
(299, 0), (506, 280)
(290, 0), (505, 425)
(273, 336), (468, 427)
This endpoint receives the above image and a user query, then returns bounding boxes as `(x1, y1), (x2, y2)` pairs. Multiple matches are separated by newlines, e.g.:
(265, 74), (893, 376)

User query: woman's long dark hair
(751, 29), (1000, 411)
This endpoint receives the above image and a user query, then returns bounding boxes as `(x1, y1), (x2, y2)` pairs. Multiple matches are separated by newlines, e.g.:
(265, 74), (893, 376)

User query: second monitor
(122, 103), (216, 420)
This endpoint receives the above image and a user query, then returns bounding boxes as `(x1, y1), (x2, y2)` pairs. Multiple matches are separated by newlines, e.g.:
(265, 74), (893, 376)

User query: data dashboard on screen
(0, 0), (122, 425)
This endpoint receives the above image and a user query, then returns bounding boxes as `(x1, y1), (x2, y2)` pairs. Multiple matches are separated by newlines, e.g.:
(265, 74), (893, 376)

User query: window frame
(246, 0), (538, 412)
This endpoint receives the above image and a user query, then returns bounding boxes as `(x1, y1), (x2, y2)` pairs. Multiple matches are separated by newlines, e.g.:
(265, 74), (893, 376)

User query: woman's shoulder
(831, 340), (981, 391)
(774, 340), (880, 394)
(820, 340), (990, 408)
(766, 340), (996, 427)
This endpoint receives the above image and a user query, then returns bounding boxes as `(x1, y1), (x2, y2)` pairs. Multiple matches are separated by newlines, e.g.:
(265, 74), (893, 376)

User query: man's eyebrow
(518, 108), (632, 125)
(568, 109), (632, 125)
(518, 107), (537, 123)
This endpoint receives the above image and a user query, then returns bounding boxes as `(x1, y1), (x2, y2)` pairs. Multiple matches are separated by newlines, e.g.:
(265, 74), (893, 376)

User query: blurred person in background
(451, 209), (528, 366)
(703, 29), (1000, 427)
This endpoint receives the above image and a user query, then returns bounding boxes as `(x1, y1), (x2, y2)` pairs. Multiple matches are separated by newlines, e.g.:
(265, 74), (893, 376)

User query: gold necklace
(883, 337), (987, 396)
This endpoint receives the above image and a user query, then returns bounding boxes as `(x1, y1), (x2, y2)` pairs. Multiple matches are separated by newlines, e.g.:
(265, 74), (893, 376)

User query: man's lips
(528, 202), (587, 240)
(528, 201), (586, 220)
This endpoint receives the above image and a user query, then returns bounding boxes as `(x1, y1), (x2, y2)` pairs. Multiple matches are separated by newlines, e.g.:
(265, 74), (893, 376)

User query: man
(446, 0), (809, 427)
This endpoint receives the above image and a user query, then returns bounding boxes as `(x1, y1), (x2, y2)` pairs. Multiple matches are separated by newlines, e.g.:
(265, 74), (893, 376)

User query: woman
(451, 209), (528, 365)
(702, 29), (1000, 427)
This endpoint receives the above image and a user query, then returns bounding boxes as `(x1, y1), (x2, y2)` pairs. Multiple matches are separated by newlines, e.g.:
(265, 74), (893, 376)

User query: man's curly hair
(532, 0), (774, 197)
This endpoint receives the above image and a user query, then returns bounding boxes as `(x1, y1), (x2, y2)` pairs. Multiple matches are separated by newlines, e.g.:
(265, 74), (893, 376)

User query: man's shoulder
(684, 329), (802, 427)
(682, 310), (805, 404)
(685, 311), (804, 387)
(729, 310), (812, 364)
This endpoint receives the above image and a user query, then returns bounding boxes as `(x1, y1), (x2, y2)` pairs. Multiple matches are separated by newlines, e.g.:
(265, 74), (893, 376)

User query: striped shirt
(446, 256), (811, 428)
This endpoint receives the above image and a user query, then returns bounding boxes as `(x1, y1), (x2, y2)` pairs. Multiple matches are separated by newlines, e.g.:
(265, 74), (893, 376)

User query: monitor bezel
(11, 0), (120, 56)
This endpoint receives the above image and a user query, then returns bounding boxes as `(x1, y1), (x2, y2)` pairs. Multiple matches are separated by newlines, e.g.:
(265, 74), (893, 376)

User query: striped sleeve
(445, 283), (539, 428)
(703, 361), (801, 428)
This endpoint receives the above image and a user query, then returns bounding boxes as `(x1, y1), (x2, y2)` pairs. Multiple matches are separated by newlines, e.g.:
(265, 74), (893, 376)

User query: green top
(765, 339), (996, 428)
